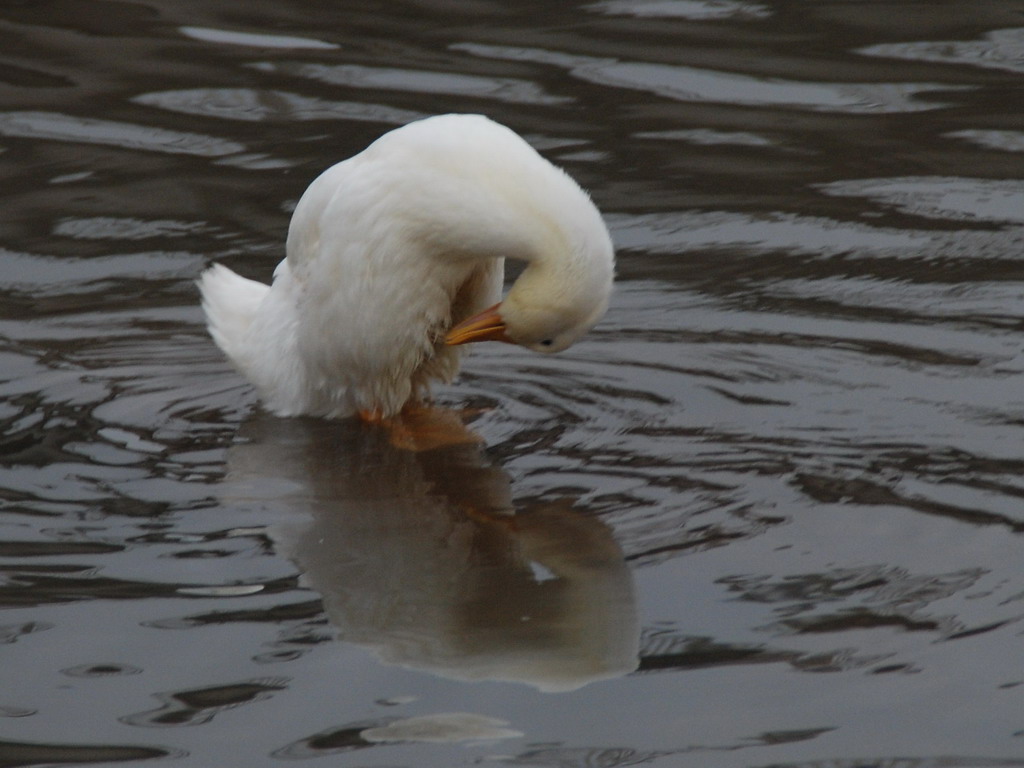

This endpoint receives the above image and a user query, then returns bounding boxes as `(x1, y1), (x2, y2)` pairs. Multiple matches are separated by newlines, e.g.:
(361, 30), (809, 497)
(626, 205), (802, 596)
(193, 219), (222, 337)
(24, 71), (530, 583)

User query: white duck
(199, 114), (614, 420)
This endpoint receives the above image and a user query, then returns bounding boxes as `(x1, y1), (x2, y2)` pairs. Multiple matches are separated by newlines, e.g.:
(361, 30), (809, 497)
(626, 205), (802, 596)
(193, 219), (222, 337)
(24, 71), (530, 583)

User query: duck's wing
(408, 256), (504, 400)
(450, 256), (505, 330)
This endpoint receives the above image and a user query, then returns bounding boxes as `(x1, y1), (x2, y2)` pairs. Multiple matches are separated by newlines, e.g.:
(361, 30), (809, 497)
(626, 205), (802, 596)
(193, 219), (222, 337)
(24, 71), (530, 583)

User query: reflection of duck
(200, 114), (614, 420)
(225, 411), (638, 692)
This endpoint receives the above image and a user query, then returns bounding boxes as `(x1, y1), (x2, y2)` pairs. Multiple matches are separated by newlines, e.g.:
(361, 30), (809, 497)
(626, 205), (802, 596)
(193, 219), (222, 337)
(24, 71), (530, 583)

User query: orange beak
(445, 303), (513, 345)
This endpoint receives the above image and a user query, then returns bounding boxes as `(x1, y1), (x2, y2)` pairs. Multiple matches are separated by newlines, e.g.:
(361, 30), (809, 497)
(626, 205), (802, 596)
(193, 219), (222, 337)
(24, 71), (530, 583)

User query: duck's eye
(540, 339), (554, 347)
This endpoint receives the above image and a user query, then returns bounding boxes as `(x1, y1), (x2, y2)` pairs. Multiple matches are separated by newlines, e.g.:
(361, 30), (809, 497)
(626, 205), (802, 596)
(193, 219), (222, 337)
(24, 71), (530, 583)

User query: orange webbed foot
(358, 405), (484, 452)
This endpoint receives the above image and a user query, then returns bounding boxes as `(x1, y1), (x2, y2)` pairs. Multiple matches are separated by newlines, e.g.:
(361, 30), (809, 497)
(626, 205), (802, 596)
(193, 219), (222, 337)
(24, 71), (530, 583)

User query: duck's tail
(198, 264), (270, 372)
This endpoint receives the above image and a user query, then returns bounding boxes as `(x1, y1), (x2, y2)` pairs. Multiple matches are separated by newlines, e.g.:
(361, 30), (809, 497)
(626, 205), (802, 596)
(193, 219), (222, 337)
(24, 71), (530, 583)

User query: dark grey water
(2, 1), (1023, 766)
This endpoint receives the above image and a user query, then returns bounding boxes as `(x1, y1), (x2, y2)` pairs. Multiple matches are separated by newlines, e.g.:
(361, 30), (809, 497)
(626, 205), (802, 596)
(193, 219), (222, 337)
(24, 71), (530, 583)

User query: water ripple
(861, 27), (1024, 75)
(586, 0), (771, 20)
(820, 177), (1024, 223)
(179, 26), (339, 50)
(453, 43), (968, 113)
(250, 61), (572, 105)
(133, 88), (425, 125)
(0, 111), (244, 157)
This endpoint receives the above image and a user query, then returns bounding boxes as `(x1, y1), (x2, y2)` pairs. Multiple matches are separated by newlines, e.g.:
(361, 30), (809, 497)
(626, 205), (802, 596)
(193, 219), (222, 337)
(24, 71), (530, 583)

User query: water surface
(1, 1), (1023, 767)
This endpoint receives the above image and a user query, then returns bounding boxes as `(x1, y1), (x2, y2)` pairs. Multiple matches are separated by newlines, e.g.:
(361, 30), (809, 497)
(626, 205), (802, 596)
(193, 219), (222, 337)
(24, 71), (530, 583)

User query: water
(1, 1), (1023, 766)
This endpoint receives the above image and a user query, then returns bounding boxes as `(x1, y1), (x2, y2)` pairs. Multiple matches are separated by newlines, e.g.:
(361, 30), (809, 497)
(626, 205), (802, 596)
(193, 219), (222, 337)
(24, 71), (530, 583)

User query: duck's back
(200, 116), (508, 418)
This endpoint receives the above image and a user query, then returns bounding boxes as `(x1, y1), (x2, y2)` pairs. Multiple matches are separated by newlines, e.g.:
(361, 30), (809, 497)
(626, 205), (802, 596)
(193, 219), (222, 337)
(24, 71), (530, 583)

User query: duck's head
(445, 242), (613, 354)
(441, 123), (615, 354)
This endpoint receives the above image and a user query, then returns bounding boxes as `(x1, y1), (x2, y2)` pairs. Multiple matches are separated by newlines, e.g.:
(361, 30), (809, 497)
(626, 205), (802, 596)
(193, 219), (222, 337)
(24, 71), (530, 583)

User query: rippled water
(2, 1), (1023, 766)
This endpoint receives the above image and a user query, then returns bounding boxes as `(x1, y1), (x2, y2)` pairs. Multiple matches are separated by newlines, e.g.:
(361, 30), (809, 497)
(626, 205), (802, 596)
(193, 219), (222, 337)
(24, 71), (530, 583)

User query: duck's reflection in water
(225, 411), (638, 693)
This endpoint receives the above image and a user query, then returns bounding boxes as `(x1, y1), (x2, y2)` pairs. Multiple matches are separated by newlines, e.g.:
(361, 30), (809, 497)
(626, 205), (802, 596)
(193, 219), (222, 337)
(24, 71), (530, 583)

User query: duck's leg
(358, 405), (483, 452)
